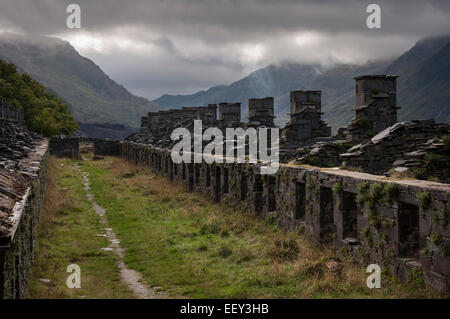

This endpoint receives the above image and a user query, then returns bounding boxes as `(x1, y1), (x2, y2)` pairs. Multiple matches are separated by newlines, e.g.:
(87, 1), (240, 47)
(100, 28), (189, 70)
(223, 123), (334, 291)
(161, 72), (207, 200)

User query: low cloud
(0, 0), (449, 100)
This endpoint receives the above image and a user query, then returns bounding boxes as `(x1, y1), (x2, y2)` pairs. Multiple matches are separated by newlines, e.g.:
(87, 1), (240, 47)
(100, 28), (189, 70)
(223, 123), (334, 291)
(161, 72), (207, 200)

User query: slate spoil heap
(0, 170), (27, 239)
(1, 101), (49, 299)
(0, 119), (43, 175)
(341, 120), (450, 182)
(0, 102), (45, 244)
(293, 76), (449, 183)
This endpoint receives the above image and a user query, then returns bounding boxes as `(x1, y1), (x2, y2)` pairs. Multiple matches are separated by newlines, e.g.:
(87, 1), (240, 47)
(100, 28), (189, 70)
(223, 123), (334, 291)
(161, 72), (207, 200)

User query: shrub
(442, 135), (450, 150)
(417, 191), (432, 211)
(358, 181), (370, 194)
(370, 182), (384, 203)
(361, 226), (371, 239)
(267, 238), (299, 262)
(218, 245), (233, 258)
(332, 182), (343, 194)
(0, 59), (79, 136)
(384, 183), (399, 204)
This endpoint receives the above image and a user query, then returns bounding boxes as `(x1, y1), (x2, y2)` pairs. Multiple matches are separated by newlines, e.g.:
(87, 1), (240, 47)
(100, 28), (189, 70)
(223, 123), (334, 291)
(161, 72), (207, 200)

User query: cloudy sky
(0, 0), (449, 100)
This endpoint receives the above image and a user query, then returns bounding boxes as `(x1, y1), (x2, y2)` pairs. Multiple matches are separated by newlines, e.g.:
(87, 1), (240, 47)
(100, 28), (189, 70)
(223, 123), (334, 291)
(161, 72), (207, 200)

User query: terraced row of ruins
(1, 74), (449, 298)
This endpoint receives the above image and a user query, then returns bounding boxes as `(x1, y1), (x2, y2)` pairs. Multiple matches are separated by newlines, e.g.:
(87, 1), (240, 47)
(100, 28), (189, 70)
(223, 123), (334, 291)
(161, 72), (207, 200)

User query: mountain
(0, 33), (159, 138)
(154, 60), (393, 128)
(386, 34), (450, 123)
(279, 60), (393, 128)
(155, 63), (327, 123)
(154, 35), (450, 131)
(0, 58), (79, 137)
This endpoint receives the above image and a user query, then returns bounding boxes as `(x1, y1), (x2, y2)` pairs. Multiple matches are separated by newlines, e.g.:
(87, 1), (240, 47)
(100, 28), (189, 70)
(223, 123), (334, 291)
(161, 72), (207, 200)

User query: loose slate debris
(0, 107), (46, 243)
(341, 120), (450, 181)
(0, 119), (43, 172)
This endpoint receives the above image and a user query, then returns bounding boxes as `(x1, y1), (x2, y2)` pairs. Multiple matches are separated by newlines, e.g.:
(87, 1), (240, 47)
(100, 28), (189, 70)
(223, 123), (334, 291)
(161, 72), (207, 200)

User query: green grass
(28, 157), (134, 299)
(78, 155), (443, 299)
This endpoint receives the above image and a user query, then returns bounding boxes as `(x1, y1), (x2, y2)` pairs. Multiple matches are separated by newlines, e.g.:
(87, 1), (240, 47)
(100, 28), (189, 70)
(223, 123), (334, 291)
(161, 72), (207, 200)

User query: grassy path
(77, 165), (161, 298)
(78, 155), (441, 298)
(29, 157), (135, 298)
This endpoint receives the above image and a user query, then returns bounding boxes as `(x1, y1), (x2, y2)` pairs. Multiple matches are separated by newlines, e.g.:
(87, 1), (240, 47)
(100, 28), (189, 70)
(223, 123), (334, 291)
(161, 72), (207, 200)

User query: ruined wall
(94, 140), (121, 156)
(341, 120), (450, 179)
(121, 141), (450, 293)
(49, 137), (80, 158)
(0, 101), (24, 121)
(0, 140), (49, 299)
(50, 137), (122, 158)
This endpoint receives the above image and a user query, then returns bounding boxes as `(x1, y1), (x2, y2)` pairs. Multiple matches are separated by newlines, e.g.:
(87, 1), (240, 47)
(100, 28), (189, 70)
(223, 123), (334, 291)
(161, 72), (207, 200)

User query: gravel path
(75, 164), (162, 299)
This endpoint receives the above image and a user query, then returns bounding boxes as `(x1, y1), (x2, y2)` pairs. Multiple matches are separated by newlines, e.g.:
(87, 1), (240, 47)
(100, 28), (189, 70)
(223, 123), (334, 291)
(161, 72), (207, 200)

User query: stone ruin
(1, 100), (122, 299)
(342, 75), (400, 143)
(0, 100), (48, 299)
(341, 120), (450, 182)
(295, 75), (450, 183)
(0, 67), (447, 299)
(218, 102), (242, 130)
(121, 73), (449, 292)
(126, 74), (449, 184)
(197, 104), (218, 128)
(49, 135), (80, 158)
(121, 139), (450, 293)
(280, 90), (331, 156)
(247, 97), (275, 128)
(0, 101), (43, 176)
(0, 69), (448, 297)
(49, 136), (121, 158)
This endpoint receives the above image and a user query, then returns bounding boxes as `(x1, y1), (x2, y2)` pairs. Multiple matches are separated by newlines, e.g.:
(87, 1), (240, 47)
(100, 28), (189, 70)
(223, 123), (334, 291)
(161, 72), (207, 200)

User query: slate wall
(121, 141), (450, 293)
(49, 138), (79, 158)
(0, 142), (49, 299)
(94, 140), (121, 156)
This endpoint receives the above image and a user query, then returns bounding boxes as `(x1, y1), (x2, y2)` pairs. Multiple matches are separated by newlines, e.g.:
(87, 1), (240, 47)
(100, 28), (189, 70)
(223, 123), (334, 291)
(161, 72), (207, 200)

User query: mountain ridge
(0, 33), (160, 138)
(154, 35), (450, 131)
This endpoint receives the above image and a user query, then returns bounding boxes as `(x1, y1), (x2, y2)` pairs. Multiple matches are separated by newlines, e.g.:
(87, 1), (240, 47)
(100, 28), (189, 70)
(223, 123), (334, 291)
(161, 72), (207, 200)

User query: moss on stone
(332, 181), (343, 194)
(417, 191), (432, 211)
(383, 183), (399, 204)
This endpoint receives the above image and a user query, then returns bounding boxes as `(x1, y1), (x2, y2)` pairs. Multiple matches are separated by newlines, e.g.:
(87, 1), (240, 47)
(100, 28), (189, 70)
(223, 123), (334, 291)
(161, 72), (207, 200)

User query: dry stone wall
(49, 137), (121, 158)
(0, 144), (48, 298)
(0, 103), (49, 299)
(121, 141), (450, 293)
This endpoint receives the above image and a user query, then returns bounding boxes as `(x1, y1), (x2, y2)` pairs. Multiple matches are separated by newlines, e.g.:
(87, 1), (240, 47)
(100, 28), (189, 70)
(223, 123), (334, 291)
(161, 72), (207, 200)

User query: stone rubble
(341, 120), (450, 182)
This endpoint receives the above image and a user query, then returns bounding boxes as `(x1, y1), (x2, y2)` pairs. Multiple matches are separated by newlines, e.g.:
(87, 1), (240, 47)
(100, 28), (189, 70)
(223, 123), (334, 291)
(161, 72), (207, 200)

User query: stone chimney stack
(354, 75), (400, 133)
(219, 103), (241, 123)
(248, 97), (275, 127)
(141, 116), (148, 128)
(290, 90), (321, 115)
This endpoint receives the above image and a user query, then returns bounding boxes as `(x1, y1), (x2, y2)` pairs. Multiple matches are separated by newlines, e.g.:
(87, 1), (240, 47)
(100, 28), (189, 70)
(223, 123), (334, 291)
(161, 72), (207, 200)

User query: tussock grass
(80, 156), (444, 299)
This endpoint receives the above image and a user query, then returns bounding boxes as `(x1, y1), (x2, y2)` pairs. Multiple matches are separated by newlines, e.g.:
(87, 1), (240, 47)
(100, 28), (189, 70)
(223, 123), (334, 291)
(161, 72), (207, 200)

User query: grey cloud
(0, 0), (449, 100)
(1, 0), (449, 38)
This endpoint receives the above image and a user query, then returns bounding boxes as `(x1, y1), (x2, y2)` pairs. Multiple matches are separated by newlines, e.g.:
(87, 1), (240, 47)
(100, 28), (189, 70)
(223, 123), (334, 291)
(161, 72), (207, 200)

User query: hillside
(0, 34), (159, 138)
(279, 60), (392, 127)
(155, 63), (327, 123)
(0, 58), (78, 137)
(154, 60), (393, 128)
(154, 35), (450, 131)
(386, 34), (450, 122)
